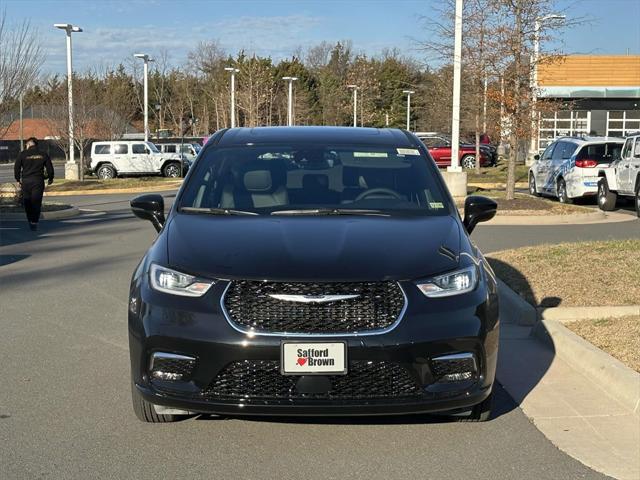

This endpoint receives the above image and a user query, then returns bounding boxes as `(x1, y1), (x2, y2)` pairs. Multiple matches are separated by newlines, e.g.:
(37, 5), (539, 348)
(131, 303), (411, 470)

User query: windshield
(179, 144), (450, 216)
(146, 142), (160, 153)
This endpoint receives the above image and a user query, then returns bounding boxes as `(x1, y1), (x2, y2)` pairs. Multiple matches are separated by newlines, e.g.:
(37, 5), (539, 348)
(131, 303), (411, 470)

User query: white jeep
(90, 141), (185, 179)
(597, 134), (640, 217)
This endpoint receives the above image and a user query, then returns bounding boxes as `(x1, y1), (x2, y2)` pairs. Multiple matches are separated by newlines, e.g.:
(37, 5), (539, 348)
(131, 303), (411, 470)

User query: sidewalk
(497, 320), (640, 480)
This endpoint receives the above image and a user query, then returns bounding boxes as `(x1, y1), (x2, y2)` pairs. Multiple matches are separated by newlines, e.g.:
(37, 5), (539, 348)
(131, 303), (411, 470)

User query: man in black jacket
(14, 137), (54, 231)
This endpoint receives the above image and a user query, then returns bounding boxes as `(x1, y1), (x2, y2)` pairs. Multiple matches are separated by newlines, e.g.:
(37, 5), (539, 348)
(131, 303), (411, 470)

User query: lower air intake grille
(202, 360), (422, 400)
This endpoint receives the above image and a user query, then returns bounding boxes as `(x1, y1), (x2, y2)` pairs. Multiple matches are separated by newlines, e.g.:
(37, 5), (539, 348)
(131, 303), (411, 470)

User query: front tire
(131, 382), (179, 423)
(162, 162), (181, 178)
(457, 392), (493, 422)
(597, 178), (617, 211)
(635, 183), (639, 218)
(529, 173), (539, 197)
(557, 178), (572, 204)
(461, 155), (476, 169)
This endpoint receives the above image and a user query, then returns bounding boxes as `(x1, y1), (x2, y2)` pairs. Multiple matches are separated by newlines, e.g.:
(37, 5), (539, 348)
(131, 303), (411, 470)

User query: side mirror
(131, 194), (165, 232)
(463, 195), (497, 234)
(533, 154), (540, 161)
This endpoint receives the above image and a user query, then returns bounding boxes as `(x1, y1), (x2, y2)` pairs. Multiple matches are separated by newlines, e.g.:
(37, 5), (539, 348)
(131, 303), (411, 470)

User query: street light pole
(54, 23), (82, 180)
(282, 76), (298, 126)
(529, 14), (565, 162)
(225, 67), (239, 128)
(134, 54), (153, 142)
(449, 0), (463, 172)
(347, 85), (358, 127)
(403, 90), (414, 131)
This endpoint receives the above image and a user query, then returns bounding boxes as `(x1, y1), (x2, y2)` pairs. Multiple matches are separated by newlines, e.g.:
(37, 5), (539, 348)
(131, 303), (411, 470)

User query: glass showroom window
(606, 110), (640, 137)
(538, 110), (590, 151)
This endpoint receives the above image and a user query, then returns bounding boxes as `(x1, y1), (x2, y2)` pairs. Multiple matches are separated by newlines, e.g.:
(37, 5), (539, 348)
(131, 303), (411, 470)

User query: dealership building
(535, 55), (640, 151)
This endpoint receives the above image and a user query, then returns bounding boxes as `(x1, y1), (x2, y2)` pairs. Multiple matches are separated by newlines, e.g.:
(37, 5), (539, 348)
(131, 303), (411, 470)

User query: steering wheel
(355, 188), (403, 202)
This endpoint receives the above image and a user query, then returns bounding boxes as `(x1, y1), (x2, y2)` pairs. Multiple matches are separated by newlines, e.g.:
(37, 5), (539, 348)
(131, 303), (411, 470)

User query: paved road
(3, 192), (637, 479)
(0, 162), (66, 183)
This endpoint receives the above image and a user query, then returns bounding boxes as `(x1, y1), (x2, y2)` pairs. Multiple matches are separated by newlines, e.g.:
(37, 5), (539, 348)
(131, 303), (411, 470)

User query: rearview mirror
(131, 194), (165, 232)
(533, 154), (540, 161)
(463, 195), (497, 234)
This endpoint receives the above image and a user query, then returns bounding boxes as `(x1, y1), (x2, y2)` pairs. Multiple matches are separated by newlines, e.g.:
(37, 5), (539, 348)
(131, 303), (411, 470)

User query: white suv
(90, 141), (185, 179)
(528, 136), (625, 203)
(156, 142), (201, 162)
(597, 133), (640, 217)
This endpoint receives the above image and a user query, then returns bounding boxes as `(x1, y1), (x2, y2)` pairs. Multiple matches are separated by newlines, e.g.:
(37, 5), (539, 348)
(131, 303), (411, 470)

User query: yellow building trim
(538, 55), (640, 87)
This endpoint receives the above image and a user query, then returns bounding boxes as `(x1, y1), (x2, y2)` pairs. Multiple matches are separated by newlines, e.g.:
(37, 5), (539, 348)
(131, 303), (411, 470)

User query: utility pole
(347, 85), (358, 127)
(134, 53), (154, 142)
(449, 0), (463, 173)
(282, 76), (298, 126)
(54, 23), (82, 180)
(224, 67), (239, 128)
(403, 90), (414, 131)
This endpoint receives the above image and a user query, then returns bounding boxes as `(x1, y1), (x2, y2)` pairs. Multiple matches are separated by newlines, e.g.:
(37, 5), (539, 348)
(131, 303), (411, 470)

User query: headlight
(150, 264), (214, 297)
(415, 266), (478, 298)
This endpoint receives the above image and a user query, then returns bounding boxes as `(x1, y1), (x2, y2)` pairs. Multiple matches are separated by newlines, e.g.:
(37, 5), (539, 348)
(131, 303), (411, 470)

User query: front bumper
(128, 278), (499, 416)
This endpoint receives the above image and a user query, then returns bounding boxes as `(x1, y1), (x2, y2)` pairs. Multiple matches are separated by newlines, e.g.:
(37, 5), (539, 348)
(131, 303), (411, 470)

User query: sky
(4, 0), (640, 75)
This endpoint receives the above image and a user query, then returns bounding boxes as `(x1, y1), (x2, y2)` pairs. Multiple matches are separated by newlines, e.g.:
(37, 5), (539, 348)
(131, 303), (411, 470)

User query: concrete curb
(1, 205), (80, 221)
(538, 305), (640, 323)
(468, 181), (528, 189)
(44, 183), (181, 196)
(532, 317), (640, 415)
(485, 210), (634, 225)
(497, 279), (537, 326)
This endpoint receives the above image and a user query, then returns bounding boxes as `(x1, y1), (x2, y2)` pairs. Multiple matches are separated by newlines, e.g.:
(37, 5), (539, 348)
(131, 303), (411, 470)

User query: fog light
(149, 352), (196, 382)
(431, 352), (477, 383)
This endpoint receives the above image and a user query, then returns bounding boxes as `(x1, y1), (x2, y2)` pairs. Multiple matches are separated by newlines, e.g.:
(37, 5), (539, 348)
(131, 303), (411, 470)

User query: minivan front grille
(222, 280), (405, 334)
(202, 360), (421, 400)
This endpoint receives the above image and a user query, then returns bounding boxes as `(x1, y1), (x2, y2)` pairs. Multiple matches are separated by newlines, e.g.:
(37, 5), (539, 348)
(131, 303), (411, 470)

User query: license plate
(281, 341), (347, 375)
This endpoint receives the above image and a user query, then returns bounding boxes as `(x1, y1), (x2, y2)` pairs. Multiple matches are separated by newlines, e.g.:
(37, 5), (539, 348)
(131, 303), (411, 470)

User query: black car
(128, 127), (499, 422)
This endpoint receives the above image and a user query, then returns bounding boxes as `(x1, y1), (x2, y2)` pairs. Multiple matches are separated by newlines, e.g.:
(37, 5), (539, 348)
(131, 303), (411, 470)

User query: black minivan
(128, 127), (499, 422)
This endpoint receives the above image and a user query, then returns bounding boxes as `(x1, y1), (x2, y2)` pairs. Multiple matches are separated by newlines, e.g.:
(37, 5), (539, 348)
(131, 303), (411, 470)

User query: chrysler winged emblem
(268, 294), (360, 303)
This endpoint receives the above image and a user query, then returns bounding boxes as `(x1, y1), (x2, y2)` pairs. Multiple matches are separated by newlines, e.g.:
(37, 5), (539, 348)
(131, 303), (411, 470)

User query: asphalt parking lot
(2, 192), (638, 479)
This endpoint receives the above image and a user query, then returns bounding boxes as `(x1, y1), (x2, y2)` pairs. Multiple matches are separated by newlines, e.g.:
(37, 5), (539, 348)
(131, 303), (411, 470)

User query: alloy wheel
(462, 156), (476, 169)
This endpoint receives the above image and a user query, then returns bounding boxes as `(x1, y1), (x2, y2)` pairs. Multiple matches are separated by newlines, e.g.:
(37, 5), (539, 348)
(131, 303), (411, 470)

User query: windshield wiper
(179, 207), (258, 216)
(271, 208), (389, 217)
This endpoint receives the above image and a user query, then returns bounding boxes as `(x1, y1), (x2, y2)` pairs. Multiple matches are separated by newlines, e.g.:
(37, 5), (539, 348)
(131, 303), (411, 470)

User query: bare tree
(0, 11), (43, 136)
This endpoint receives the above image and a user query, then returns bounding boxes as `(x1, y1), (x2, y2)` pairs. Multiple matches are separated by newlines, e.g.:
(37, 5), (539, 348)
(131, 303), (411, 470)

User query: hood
(166, 214), (462, 282)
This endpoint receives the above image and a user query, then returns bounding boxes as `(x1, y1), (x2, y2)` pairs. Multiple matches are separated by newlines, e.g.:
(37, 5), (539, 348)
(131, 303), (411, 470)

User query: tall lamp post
(529, 14), (565, 163)
(347, 84), (358, 127)
(224, 67), (239, 128)
(403, 90), (414, 131)
(282, 76), (298, 126)
(449, 0), (463, 173)
(54, 23), (82, 180)
(134, 53), (153, 142)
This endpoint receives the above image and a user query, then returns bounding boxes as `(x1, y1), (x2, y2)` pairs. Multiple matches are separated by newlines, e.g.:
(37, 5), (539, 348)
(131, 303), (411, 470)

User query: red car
(417, 133), (493, 169)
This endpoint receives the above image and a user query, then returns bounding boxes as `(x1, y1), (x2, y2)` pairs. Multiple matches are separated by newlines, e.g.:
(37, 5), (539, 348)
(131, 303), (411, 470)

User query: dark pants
(21, 178), (45, 224)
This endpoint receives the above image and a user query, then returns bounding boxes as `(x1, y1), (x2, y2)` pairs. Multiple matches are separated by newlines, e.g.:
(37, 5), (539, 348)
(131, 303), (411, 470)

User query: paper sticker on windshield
(429, 202), (445, 209)
(397, 148), (420, 156)
(353, 152), (388, 158)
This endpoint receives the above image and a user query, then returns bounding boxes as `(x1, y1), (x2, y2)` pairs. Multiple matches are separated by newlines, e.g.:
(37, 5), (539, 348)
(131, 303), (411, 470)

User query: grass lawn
(487, 239), (640, 307)
(566, 316), (640, 372)
(47, 177), (181, 192)
(466, 163), (530, 184)
(458, 189), (591, 216)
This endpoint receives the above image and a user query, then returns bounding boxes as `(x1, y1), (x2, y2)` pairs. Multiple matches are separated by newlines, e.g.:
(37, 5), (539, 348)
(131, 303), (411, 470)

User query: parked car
(156, 142), (202, 162)
(597, 133), (640, 217)
(89, 141), (187, 179)
(128, 126), (499, 423)
(416, 132), (494, 168)
(528, 136), (625, 203)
